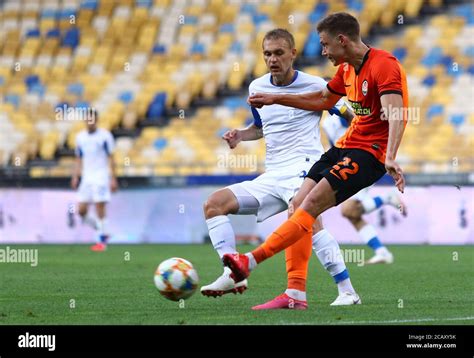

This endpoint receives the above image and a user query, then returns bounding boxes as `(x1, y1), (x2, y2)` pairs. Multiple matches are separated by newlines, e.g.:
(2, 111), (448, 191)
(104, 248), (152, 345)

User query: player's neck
(347, 42), (370, 71)
(272, 68), (295, 86)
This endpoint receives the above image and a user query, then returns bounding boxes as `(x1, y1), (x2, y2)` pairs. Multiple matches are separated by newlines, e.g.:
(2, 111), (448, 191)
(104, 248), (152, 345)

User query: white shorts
(77, 181), (111, 203)
(227, 162), (312, 222)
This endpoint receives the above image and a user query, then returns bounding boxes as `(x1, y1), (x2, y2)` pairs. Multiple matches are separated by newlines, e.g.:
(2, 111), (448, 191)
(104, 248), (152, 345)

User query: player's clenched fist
(222, 129), (242, 149)
(247, 93), (276, 108)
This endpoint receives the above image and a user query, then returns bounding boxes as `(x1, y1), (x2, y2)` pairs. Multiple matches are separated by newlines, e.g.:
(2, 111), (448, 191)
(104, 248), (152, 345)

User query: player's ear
(291, 47), (297, 58)
(338, 34), (348, 46)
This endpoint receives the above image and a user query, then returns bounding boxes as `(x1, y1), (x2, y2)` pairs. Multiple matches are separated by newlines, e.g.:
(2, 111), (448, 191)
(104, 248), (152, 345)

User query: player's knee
(303, 189), (328, 212)
(78, 206), (87, 218)
(340, 203), (352, 219)
(288, 198), (301, 216)
(203, 196), (226, 219)
(96, 209), (106, 219)
(341, 202), (363, 226)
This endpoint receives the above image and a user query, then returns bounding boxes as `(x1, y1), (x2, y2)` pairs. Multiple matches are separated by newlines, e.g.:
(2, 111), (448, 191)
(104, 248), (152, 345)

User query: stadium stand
(0, 0), (472, 177)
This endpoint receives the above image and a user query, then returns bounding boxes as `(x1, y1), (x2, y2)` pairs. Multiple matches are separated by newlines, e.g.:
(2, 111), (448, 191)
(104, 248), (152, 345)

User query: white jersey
(75, 128), (114, 184)
(322, 113), (350, 149)
(249, 71), (346, 171)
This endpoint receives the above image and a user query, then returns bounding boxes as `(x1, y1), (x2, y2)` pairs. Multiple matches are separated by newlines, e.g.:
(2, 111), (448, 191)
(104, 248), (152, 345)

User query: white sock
(245, 252), (257, 271)
(206, 215), (237, 258)
(358, 224), (378, 244)
(285, 288), (306, 301)
(360, 197), (376, 214)
(337, 278), (356, 295)
(96, 218), (107, 236)
(223, 266), (232, 276)
(312, 229), (355, 295)
(82, 214), (97, 229)
(313, 229), (347, 277)
(358, 224), (388, 255)
(95, 218), (109, 244)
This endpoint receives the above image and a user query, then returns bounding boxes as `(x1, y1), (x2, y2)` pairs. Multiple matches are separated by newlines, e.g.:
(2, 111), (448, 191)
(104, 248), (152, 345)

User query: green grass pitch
(0, 244), (472, 325)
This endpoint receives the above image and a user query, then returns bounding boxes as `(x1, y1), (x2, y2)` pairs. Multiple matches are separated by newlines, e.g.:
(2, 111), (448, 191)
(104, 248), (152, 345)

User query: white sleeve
(308, 76), (328, 92)
(248, 81), (256, 96)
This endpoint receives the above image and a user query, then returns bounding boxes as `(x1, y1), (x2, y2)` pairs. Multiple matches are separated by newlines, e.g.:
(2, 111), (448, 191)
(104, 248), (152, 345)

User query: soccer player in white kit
(71, 110), (117, 251)
(322, 112), (407, 264)
(201, 29), (361, 308)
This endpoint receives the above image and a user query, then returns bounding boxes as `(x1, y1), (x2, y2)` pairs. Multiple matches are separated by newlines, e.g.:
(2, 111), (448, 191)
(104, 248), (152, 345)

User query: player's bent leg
(341, 200), (366, 230)
(252, 215), (314, 310)
(252, 218), (317, 310)
(78, 201), (103, 251)
(283, 179), (318, 301)
(224, 147), (388, 280)
(253, 178), (336, 262)
(252, 179), (316, 310)
(311, 226), (361, 306)
(203, 188), (240, 256)
(283, 232), (312, 301)
(341, 200), (393, 265)
(223, 178), (337, 282)
(78, 202), (97, 229)
(358, 191), (407, 217)
(78, 202), (88, 219)
(201, 188), (250, 297)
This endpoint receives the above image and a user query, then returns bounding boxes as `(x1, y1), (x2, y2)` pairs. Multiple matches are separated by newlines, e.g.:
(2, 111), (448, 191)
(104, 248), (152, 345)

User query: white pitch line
(326, 316), (474, 325)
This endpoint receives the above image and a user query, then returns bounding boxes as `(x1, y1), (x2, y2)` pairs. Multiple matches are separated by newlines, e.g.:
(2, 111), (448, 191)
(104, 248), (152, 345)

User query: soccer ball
(154, 257), (199, 301)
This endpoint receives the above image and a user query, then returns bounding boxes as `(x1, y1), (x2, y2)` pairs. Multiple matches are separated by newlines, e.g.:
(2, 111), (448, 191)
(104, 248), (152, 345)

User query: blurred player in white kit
(71, 109), (117, 251)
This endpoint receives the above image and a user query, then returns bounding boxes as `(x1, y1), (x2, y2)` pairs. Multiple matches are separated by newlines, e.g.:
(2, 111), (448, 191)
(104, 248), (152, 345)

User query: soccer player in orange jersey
(223, 13), (408, 300)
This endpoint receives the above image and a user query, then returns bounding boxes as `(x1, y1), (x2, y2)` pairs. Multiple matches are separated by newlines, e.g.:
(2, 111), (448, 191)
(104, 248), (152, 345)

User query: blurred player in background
(322, 112), (407, 264)
(201, 28), (361, 308)
(71, 109), (117, 251)
(226, 12), (408, 285)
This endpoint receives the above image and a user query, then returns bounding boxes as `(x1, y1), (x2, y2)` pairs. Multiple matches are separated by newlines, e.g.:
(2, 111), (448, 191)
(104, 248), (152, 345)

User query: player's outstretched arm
(248, 87), (341, 111)
(381, 93), (406, 193)
(222, 124), (263, 149)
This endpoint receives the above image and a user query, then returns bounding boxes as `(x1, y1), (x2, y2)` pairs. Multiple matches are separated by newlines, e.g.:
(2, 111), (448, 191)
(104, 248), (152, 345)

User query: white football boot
(201, 267), (248, 297)
(386, 191), (407, 216)
(366, 250), (394, 264)
(330, 292), (362, 306)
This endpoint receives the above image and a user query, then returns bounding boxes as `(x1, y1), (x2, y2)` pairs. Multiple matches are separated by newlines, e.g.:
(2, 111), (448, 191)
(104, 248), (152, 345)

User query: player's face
(262, 38), (296, 79)
(319, 31), (346, 66)
(86, 113), (97, 132)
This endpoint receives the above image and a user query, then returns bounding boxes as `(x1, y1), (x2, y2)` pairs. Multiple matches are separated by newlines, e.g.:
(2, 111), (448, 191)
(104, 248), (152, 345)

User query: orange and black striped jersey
(327, 47), (408, 163)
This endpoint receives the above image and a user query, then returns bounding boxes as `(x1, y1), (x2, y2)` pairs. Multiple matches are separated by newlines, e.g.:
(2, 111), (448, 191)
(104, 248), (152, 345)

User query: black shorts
(306, 146), (386, 205)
